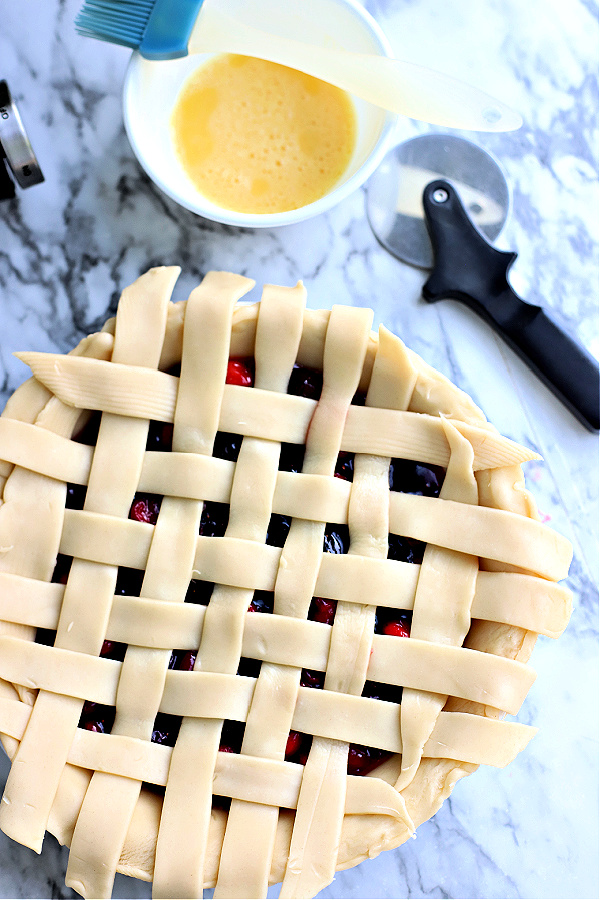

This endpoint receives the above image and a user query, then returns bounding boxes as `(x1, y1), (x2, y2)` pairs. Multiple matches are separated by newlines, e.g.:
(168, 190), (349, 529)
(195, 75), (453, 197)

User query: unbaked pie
(0, 268), (572, 899)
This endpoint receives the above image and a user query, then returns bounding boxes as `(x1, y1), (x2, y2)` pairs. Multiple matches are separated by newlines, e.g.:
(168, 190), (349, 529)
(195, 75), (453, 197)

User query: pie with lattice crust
(0, 268), (572, 899)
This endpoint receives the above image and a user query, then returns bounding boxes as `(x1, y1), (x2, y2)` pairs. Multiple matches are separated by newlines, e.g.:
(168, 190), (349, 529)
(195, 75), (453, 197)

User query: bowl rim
(122, 0), (397, 227)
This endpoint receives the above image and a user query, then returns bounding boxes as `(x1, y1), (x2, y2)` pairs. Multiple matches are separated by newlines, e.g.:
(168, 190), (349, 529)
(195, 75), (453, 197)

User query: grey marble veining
(0, 0), (598, 898)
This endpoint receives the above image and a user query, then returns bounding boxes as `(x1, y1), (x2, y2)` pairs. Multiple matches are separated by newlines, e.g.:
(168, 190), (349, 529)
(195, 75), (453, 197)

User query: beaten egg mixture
(172, 54), (357, 214)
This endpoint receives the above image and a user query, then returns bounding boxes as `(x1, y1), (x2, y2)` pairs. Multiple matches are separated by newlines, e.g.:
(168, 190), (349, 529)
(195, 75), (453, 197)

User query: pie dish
(0, 267), (572, 899)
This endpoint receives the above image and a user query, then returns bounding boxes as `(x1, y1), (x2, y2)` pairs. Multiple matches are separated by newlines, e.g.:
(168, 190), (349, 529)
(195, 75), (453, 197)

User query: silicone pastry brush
(76, 0), (522, 132)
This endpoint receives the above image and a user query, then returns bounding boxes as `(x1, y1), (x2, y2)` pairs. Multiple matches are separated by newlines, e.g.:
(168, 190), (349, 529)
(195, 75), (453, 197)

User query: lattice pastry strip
(283, 328), (408, 896)
(0, 626), (535, 717)
(15, 351), (538, 471)
(277, 305), (376, 898)
(0, 685), (535, 778)
(154, 279), (309, 898)
(0, 268), (573, 900)
(396, 421), (479, 790)
(0, 407), (534, 486)
(213, 283), (307, 900)
(153, 273), (257, 899)
(47, 493), (567, 592)
(0, 563), (569, 641)
(66, 501), (200, 897)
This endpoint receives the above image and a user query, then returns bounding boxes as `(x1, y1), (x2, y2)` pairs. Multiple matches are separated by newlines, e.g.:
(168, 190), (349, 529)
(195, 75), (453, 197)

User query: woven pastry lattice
(0, 269), (571, 899)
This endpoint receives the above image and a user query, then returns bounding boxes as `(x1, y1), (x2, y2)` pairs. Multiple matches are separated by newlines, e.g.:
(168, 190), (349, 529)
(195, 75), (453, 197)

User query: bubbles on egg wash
(171, 54), (357, 214)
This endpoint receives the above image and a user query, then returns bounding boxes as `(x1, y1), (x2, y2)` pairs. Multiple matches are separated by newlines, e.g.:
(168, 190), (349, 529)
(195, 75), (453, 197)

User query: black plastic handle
(422, 180), (600, 431)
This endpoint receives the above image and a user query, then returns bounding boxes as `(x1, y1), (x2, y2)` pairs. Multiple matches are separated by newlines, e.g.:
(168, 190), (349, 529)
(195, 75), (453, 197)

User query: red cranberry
(100, 640), (126, 660)
(285, 731), (302, 759)
(178, 651), (196, 671)
(285, 732), (312, 765)
(382, 619), (410, 638)
(168, 650), (196, 670)
(129, 495), (161, 525)
(309, 597), (337, 625)
(375, 609), (412, 636)
(226, 358), (254, 387)
(347, 744), (391, 776)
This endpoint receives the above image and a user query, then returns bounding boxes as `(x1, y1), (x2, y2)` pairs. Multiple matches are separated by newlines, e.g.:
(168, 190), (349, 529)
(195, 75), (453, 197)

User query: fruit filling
(129, 495), (161, 525)
(41, 359), (444, 782)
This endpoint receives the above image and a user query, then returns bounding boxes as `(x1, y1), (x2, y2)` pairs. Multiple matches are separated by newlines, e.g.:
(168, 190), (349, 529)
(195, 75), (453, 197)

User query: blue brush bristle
(75, 0), (156, 49)
(76, 0), (204, 59)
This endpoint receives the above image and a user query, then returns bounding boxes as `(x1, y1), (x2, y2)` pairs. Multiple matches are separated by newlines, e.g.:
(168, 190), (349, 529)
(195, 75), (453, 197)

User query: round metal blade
(0, 80), (44, 190)
(366, 133), (510, 270)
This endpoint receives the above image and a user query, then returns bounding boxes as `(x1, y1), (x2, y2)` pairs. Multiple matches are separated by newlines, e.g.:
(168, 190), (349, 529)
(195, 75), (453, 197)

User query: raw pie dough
(0, 268), (572, 899)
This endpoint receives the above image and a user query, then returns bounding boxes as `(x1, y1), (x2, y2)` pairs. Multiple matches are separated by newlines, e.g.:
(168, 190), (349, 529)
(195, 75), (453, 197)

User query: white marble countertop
(0, 0), (597, 898)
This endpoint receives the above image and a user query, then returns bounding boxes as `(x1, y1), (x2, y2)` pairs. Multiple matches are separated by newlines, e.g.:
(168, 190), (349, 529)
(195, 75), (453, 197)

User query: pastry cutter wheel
(366, 134), (599, 431)
(0, 80), (44, 200)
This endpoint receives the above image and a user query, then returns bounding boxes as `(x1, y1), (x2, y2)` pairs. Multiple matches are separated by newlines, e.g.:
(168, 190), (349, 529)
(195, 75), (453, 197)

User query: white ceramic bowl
(122, 0), (396, 227)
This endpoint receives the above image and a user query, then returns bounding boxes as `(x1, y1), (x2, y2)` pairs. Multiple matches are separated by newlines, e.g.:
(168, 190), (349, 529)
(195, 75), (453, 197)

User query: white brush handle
(188, 3), (521, 133)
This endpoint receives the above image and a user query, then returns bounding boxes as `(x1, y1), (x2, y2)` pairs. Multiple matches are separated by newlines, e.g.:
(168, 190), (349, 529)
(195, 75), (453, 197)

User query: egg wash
(171, 54), (357, 214)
